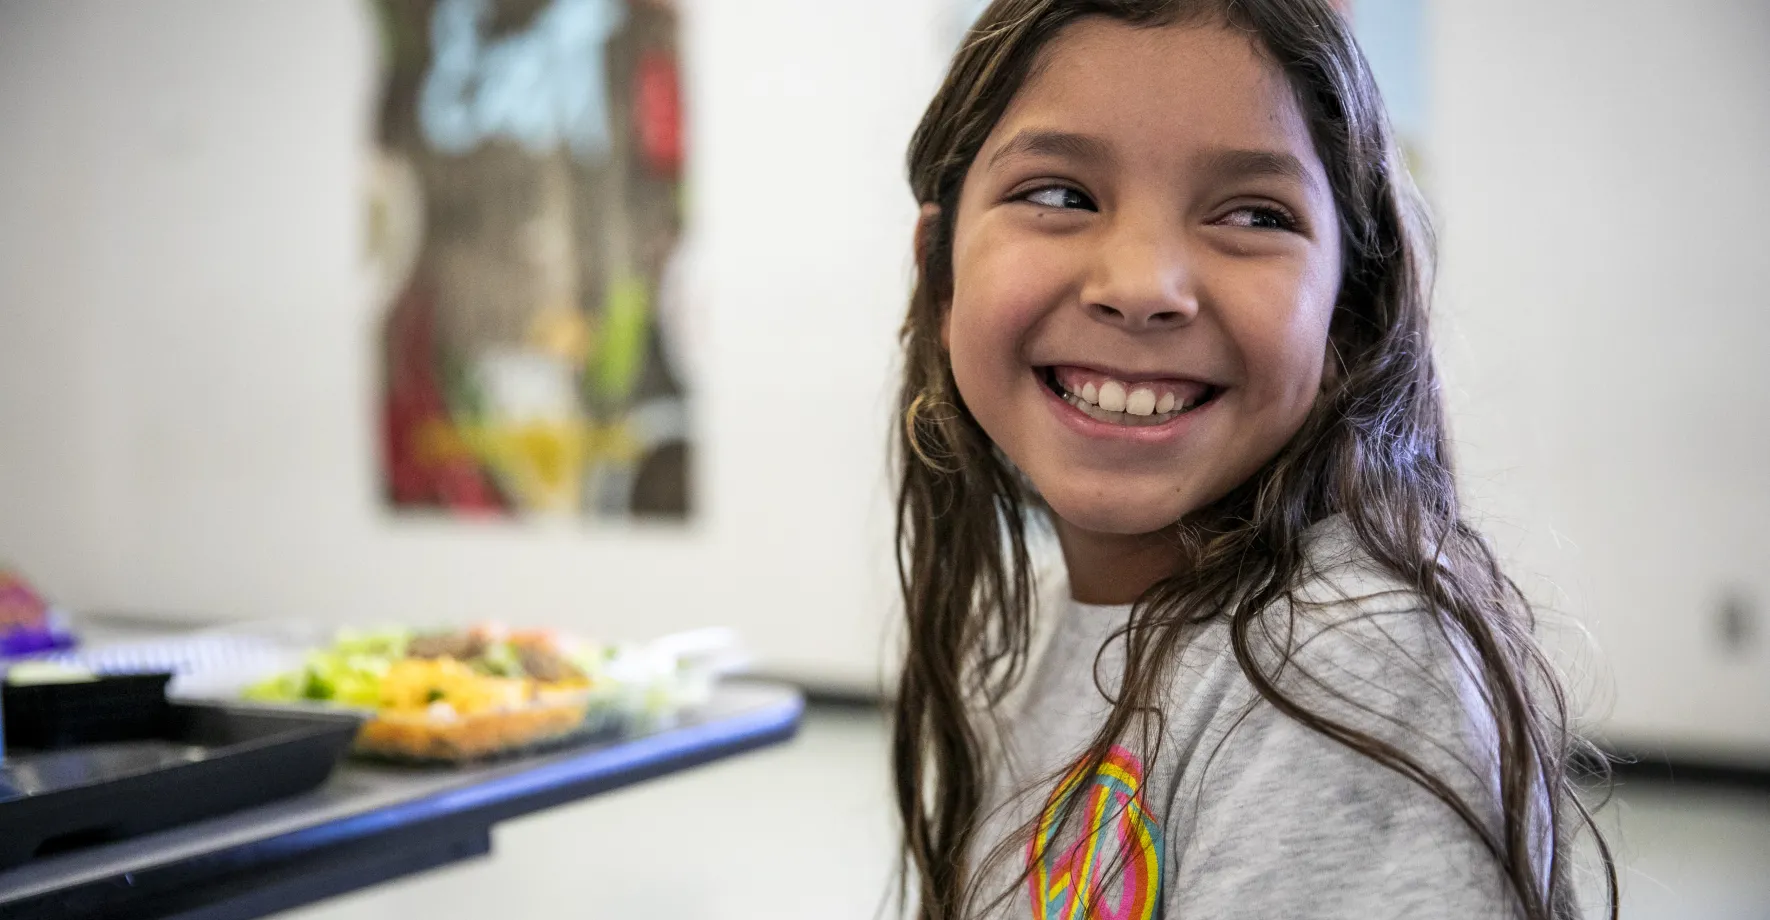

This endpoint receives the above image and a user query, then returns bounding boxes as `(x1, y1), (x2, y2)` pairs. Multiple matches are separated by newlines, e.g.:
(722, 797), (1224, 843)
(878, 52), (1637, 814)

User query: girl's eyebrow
(1194, 147), (1320, 193)
(986, 129), (1115, 171)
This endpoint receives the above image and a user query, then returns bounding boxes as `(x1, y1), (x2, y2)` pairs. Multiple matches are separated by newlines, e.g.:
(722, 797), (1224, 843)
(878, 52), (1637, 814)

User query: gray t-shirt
(968, 519), (1516, 919)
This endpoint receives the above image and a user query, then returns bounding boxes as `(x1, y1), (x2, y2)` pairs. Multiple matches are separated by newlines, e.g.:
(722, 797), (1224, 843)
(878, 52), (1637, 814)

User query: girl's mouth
(1038, 365), (1221, 429)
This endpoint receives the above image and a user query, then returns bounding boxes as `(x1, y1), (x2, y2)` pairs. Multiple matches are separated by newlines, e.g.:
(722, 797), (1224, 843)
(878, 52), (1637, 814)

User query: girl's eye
(1218, 205), (1299, 231)
(1021, 185), (1097, 211)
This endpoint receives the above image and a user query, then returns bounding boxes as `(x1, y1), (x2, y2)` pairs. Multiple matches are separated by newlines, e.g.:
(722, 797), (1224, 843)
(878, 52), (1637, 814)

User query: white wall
(2, 0), (1767, 753)
(1436, 0), (1770, 757)
(0, 0), (946, 692)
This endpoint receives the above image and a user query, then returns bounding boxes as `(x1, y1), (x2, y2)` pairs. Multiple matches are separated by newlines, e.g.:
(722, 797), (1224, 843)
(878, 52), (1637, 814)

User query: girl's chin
(1041, 496), (1189, 539)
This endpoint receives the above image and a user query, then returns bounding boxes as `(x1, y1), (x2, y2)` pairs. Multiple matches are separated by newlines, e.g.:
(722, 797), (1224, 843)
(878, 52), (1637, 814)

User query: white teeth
(1062, 389), (1190, 427)
(1055, 372), (1209, 427)
(1097, 380), (1127, 412)
(1125, 387), (1156, 416)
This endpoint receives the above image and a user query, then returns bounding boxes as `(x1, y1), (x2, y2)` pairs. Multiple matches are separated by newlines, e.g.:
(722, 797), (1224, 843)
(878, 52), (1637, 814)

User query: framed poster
(368, 0), (694, 521)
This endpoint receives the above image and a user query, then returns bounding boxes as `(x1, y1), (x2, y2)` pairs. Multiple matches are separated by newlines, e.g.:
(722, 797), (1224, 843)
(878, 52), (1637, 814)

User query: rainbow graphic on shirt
(1026, 745), (1164, 920)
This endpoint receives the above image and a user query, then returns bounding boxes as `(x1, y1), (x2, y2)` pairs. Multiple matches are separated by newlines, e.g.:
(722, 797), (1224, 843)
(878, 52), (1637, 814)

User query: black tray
(0, 703), (361, 869)
(4, 673), (176, 749)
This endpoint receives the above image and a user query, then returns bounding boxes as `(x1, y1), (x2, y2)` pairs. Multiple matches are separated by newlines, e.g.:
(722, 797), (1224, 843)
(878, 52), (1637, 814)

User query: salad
(244, 624), (722, 762)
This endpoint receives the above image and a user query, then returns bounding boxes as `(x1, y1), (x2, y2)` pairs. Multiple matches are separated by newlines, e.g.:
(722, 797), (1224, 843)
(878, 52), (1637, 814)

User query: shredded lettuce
(243, 627), (411, 706)
(472, 640), (523, 678)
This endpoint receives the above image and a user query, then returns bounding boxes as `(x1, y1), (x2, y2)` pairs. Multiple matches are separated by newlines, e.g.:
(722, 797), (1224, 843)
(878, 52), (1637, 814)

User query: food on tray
(242, 624), (730, 762)
(356, 656), (595, 761)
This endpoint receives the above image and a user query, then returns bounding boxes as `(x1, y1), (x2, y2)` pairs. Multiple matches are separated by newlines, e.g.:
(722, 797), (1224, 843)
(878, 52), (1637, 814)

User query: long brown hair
(892, 2), (1616, 918)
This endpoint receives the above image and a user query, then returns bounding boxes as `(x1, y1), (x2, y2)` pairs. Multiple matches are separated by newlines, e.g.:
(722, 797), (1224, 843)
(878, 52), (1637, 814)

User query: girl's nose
(1080, 230), (1200, 330)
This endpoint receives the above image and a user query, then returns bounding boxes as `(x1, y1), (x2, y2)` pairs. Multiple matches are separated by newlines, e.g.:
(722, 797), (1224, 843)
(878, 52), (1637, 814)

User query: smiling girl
(891, 2), (1613, 919)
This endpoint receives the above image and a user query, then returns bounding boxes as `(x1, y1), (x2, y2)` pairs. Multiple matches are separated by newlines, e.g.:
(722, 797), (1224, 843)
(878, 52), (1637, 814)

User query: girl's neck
(1055, 519), (1185, 606)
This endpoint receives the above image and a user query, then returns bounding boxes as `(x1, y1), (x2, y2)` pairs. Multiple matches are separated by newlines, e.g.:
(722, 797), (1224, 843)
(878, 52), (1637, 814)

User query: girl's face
(942, 19), (1343, 594)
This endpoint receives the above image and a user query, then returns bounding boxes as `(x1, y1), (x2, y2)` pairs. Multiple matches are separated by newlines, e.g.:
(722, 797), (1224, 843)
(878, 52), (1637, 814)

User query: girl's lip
(1045, 362), (1220, 388)
(1037, 369), (1215, 444)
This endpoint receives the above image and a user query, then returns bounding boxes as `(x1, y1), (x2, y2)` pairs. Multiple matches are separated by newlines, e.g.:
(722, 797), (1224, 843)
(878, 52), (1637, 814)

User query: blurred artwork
(369, 0), (694, 521)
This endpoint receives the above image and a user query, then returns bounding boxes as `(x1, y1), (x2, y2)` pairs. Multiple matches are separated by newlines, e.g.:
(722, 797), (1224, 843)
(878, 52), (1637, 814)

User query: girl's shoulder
(1267, 514), (1463, 673)
(1166, 514), (1497, 782)
(1291, 513), (1425, 616)
(1167, 515), (1452, 678)
(1155, 543), (1516, 917)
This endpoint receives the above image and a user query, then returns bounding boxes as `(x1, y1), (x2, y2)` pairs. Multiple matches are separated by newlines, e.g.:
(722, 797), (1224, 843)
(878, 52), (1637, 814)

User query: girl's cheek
(955, 232), (1066, 358)
(1222, 263), (1335, 404)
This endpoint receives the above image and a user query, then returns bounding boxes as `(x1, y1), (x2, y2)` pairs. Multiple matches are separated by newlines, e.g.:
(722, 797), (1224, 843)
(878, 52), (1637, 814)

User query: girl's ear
(914, 202), (952, 350)
(914, 202), (942, 266)
(1320, 308), (1347, 392)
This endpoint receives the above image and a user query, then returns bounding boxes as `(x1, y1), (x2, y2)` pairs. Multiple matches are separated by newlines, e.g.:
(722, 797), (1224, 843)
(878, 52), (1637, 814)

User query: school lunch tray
(0, 703), (362, 870)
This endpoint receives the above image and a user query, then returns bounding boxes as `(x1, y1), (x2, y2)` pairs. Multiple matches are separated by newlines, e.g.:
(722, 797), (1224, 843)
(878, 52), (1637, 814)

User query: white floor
(1581, 781), (1770, 920)
(288, 708), (1770, 920)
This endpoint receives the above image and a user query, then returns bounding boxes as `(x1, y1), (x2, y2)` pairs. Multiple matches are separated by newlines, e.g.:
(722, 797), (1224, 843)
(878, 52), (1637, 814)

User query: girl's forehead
(989, 19), (1316, 168)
